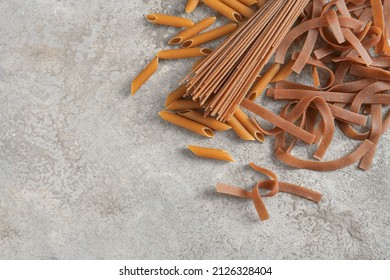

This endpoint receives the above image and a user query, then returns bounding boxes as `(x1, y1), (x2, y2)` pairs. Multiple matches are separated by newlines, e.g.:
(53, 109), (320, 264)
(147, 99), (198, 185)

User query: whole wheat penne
(145, 14), (194, 28)
(247, 63), (280, 100)
(159, 111), (214, 138)
(234, 108), (265, 142)
(169, 17), (216, 45)
(157, 48), (212, 59)
(220, 0), (255, 18)
(165, 85), (187, 107)
(271, 59), (295, 82)
(256, 0), (267, 8)
(202, 0), (243, 23)
(185, 0), (200, 13)
(188, 145), (235, 162)
(165, 99), (202, 111)
(178, 109), (232, 131)
(131, 56), (159, 95)
(191, 58), (205, 70)
(182, 23), (237, 48)
(238, 0), (257, 5)
(226, 115), (255, 141)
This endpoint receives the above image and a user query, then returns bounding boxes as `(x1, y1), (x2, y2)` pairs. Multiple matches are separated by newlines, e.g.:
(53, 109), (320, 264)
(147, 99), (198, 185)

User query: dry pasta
(157, 48), (212, 59)
(145, 14), (194, 27)
(188, 145), (235, 162)
(178, 110), (232, 131)
(202, 0), (243, 23)
(238, 0), (257, 5)
(164, 85), (187, 107)
(220, 0), (256, 18)
(159, 111), (214, 138)
(182, 23), (237, 48)
(256, 0), (267, 8)
(165, 99), (203, 111)
(247, 63), (280, 100)
(234, 108), (265, 142)
(169, 17), (216, 45)
(226, 115), (255, 141)
(185, 0), (200, 13)
(131, 56), (159, 95)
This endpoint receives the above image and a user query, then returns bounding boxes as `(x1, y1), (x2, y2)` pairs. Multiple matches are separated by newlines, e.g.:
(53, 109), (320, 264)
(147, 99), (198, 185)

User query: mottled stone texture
(0, 0), (388, 259)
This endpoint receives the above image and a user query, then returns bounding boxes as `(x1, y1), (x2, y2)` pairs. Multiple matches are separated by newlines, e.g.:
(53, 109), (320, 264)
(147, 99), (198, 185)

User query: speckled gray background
(0, 0), (389, 259)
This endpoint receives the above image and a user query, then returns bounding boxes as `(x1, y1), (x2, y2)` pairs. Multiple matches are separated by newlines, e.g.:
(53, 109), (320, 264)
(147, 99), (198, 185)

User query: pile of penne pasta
(131, 0), (390, 221)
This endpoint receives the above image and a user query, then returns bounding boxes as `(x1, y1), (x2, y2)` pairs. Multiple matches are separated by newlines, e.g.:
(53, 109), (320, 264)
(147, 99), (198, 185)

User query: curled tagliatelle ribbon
(216, 163), (322, 221)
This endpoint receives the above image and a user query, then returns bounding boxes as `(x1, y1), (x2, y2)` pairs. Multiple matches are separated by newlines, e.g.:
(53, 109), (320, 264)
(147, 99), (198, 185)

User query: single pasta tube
(226, 115), (255, 141)
(234, 108), (265, 142)
(131, 56), (159, 95)
(178, 109), (232, 131)
(169, 17), (216, 45)
(165, 99), (202, 111)
(271, 59), (295, 82)
(185, 0), (200, 13)
(220, 0), (256, 18)
(145, 14), (194, 28)
(238, 0), (257, 5)
(159, 111), (214, 138)
(165, 85), (187, 107)
(188, 145), (235, 162)
(182, 23), (237, 48)
(202, 0), (243, 23)
(256, 0), (267, 8)
(157, 48), (212, 59)
(247, 63), (280, 100)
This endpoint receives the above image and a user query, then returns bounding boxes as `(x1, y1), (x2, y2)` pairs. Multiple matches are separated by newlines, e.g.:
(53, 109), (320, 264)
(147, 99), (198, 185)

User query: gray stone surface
(0, 0), (389, 259)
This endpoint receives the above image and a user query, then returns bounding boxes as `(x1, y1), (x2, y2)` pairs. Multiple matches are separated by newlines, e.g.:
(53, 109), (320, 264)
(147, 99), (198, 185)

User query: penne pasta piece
(234, 108), (265, 142)
(131, 56), (159, 95)
(256, 0), (267, 8)
(247, 63), (280, 100)
(226, 115), (255, 141)
(169, 17), (216, 45)
(202, 0), (243, 23)
(188, 145), (235, 162)
(178, 109), (232, 131)
(165, 99), (202, 111)
(182, 23), (237, 48)
(185, 0), (200, 13)
(145, 14), (194, 28)
(271, 59), (295, 82)
(157, 48), (212, 59)
(165, 85), (187, 107)
(238, 0), (257, 5)
(220, 0), (256, 18)
(159, 111), (214, 138)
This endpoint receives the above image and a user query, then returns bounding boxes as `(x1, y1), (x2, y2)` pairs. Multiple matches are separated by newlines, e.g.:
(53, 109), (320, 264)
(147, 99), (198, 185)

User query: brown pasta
(145, 14), (194, 27)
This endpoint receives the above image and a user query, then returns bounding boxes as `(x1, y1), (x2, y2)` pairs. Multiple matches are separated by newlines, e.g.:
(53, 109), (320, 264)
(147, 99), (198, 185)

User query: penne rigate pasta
(131, 56), (159, 95)
(165, 99), (202, 111)
(202, 0), (243, 23)
(178, 109), (232, 131)
(247, 63), (280, 100)
(182, 23), (237, 48)
(165, 85), (187, 107)
(271, 59), (295, 82)
(157, 48), (212, 59)
(159, 111), (214, 138)
(188, 145), (235, 162)
(185, 0), (200, 13)
(145, 14), (194, 28)
(220, 0), (256, 18)
(169, 17), (216, 45)
(234, 108), (265, 142)
(256, 0), (267, 9)
(226, 115), (255, 141)
(238, 0), (257, 5)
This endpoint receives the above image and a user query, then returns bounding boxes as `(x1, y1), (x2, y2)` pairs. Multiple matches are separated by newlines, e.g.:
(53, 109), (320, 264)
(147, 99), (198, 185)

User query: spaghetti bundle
(182, 0), (310, 122)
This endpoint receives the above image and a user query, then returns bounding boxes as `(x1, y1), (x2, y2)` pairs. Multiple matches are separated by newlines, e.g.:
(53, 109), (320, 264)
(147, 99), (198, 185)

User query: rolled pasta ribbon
(165, 85), (187, 107)
(226, 115), (255, 141)
(131, 56), (159, 95)
(234, 108), (265, 142)
(187, 145), (235, 162)
(247, 63), (280, 100)
(182, 23), (237, 48)
(145, 14), (194, 28)
(185, 0), (200, 13)
(202, 0), (243, 23)
(220, 0), (256, 18)
(169, 17), (216, 45)
(165, 99), (202, 111)
(159, 111), (214, 138)
(178, 110), (232, 131)
(157, 48), (212, 59)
